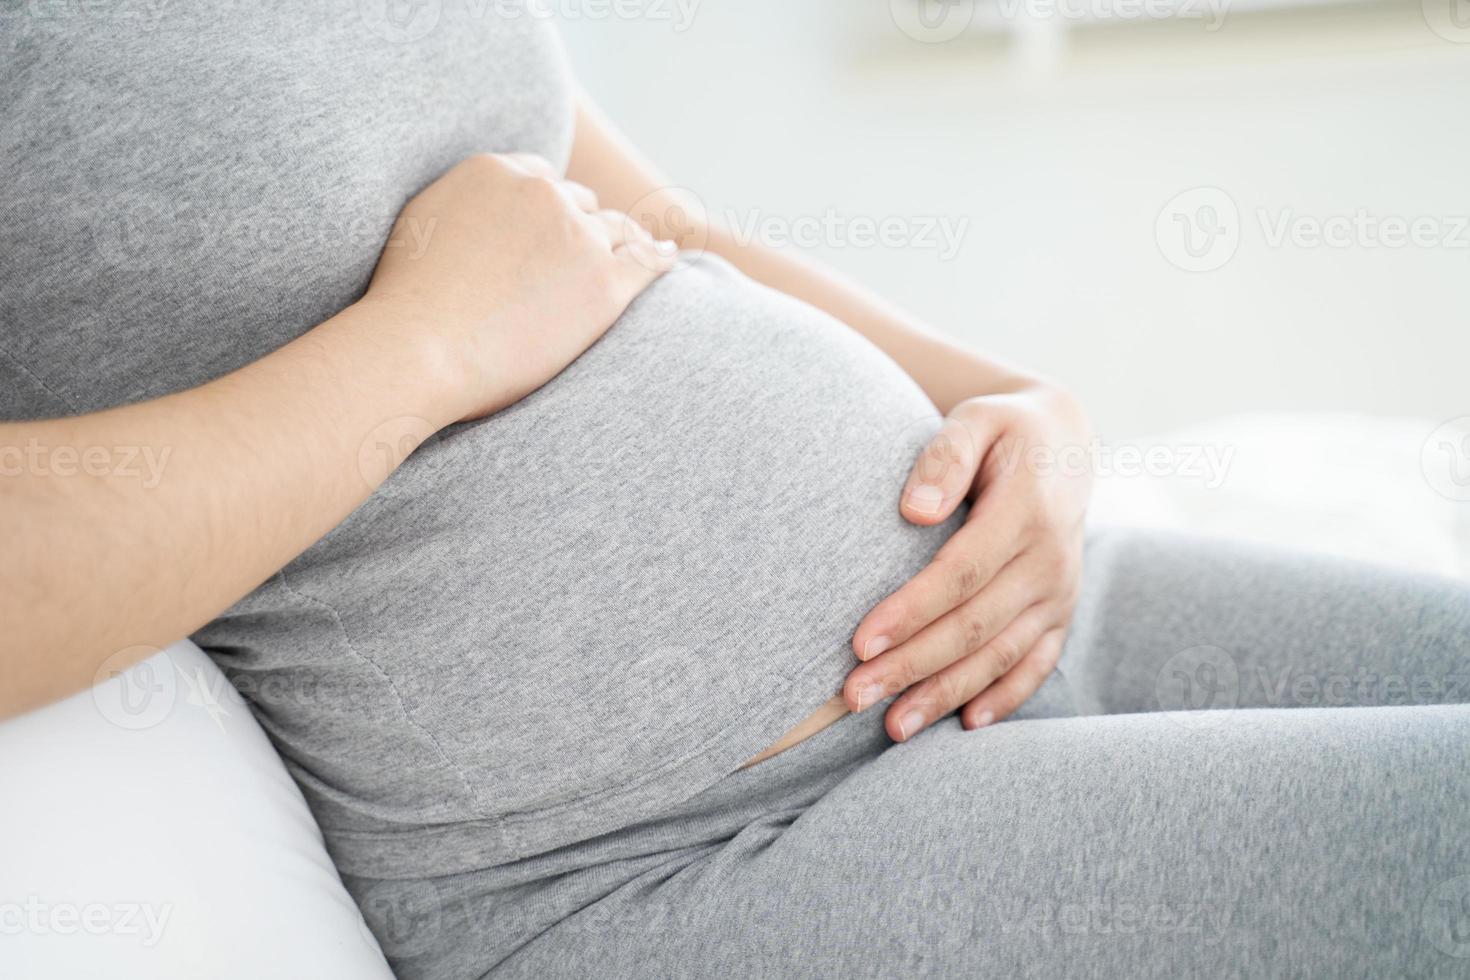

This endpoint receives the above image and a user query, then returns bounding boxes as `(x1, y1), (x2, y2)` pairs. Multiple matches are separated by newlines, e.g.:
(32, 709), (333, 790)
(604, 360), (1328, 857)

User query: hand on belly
(745, 386), (1092, 767)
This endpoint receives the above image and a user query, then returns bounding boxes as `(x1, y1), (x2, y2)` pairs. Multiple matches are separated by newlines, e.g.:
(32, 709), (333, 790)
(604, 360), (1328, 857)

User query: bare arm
(0, 302), (460, 718)
(0, 152), (673, 720)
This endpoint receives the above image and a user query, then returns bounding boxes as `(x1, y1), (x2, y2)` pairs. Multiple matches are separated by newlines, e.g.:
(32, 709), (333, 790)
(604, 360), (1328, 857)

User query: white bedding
(1088, 412), (1470, 580)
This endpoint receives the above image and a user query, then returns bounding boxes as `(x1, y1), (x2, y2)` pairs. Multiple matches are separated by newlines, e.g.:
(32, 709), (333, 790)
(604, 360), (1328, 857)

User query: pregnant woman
(4, 7), (1469, 979)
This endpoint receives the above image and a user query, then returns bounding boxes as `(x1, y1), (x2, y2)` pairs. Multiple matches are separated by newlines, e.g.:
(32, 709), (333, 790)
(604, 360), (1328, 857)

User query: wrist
(343, 293), (477, 429)
(1024, 380), (1092, 444)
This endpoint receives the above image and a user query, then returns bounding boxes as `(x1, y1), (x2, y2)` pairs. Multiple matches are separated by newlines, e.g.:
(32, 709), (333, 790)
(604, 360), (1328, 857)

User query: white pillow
(0, 640), (394, 979)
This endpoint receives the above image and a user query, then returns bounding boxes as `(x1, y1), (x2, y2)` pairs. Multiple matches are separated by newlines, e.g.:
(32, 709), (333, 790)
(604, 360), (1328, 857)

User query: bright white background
(557, 0), (1469, 438)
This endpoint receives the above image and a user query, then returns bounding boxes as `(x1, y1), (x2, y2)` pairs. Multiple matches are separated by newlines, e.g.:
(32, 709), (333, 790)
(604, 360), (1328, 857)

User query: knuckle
(1038, 542), (1068, 578)
(939, 554), (983, 604)
(929, 673), (967, 711)
(962, 604), (994, 649)
(881, 597), (915, 638)
(889, 658), (920, 693)
(884, 650), (932, 694)
(522, 174), (563, 204)
(987, 634), (1026, 674)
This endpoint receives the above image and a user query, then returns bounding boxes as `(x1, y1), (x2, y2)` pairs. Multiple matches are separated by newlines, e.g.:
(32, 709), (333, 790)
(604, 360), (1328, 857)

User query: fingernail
(860, 635), (892, 661)
(654, 239), (677, 254)
(907, 484), (943, 515)
(974, 710), (995, 728)
(853, 681), (884, 711)
(898, 710), (926, 740)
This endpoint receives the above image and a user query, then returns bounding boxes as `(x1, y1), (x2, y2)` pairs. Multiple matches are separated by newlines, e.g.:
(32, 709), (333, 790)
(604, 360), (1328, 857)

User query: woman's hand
(364, 152), (677, 421)
(843, 384), (1093, 740)
(0, 151), (677, 720)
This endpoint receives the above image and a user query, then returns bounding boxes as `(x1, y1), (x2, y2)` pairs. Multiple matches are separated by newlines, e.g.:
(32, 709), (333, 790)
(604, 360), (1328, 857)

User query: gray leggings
(347, 529), (1470, 979)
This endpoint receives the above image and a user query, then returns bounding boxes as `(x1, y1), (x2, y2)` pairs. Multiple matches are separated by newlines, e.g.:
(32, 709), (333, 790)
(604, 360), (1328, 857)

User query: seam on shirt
(0, 342), (79, 415)
(273, 567), (492, 822)
(512, 647), (833, 813)
(321, 639), (845, 861)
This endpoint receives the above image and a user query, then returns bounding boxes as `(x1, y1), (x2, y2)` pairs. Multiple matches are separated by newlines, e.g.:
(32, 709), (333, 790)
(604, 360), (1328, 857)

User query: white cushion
(0, 640), (394, 979)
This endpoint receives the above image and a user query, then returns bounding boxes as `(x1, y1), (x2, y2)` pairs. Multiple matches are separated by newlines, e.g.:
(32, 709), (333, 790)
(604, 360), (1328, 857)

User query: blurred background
(557, 0), (1470, 576)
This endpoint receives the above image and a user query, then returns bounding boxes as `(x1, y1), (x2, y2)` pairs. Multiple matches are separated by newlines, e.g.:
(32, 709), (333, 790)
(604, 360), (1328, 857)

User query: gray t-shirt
(2, 4), (959, 877)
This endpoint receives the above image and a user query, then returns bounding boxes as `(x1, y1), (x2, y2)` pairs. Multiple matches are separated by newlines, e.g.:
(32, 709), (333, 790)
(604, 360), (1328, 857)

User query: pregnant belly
(203, 254), (960, 869)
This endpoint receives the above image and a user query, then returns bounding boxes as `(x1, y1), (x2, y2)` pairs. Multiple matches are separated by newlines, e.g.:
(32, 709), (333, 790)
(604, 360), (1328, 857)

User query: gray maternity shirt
(0, 3), (955, 878)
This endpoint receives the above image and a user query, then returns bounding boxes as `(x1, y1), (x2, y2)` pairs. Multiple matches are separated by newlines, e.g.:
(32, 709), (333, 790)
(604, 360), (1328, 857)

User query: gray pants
(348, 530), (1470, 979)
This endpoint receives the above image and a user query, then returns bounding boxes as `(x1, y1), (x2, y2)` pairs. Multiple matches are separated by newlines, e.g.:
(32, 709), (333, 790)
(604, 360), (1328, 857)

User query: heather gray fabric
(347, 530), (1470, 980)
(1, 2), (960, 872)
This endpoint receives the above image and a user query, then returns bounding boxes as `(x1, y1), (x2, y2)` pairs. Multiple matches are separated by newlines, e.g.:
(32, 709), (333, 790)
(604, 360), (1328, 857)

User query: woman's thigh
(503, 704), (1470, 980)
(1057, 529), (1470, 718)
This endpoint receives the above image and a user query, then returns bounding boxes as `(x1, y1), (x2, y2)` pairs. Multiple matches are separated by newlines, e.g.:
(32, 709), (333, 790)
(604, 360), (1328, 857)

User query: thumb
(900, 411), (991, 525)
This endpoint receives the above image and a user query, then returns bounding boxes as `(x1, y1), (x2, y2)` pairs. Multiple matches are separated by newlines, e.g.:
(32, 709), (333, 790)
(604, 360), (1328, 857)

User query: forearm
(0, 298), (460, 719)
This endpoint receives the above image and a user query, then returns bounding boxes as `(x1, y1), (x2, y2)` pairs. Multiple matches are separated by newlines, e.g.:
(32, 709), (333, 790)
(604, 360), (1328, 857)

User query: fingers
(845, 555), (1044, 713)
(959, 627), (1067, 730)
(592, 209), (648, 249)
(852, 500), (1026, 662)
(611, 236), (679, 291)
(880, 603), (1058, 739)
